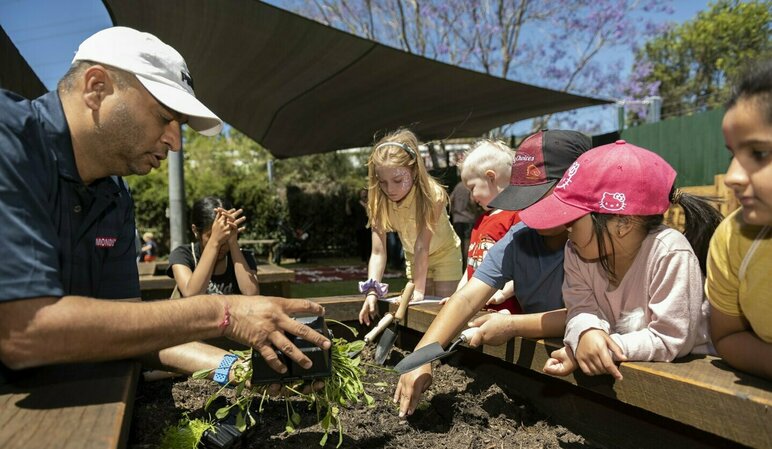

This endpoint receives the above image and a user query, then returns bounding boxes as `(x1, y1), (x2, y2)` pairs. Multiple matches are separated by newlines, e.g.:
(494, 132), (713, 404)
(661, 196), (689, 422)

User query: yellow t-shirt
(706, 209), (772, 343)
(387, 184), (459, 258)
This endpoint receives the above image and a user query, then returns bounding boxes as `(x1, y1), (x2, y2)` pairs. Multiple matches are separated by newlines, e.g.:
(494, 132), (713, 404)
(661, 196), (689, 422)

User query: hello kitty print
(600, 192), (626, 211)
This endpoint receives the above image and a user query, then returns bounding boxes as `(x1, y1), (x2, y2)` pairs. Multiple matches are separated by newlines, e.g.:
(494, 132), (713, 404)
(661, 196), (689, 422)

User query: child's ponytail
(669, 188), (723, 275)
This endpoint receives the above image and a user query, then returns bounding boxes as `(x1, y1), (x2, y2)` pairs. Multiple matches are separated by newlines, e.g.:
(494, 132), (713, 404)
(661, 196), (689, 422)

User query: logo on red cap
(526, 164), (542, 179)
(556, 161), (580, 190)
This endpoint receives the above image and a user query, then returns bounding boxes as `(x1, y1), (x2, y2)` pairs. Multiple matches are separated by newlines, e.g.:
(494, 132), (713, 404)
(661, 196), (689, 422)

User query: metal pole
(168, 143), (187, 250)
(646, 96), (662, 123)
(617, 101), (625, 132)
(267, 159), (274, 186)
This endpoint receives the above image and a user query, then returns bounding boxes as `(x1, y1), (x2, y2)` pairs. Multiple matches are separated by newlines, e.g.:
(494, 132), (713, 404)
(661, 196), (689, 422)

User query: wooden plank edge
(399, 304), (772, 449)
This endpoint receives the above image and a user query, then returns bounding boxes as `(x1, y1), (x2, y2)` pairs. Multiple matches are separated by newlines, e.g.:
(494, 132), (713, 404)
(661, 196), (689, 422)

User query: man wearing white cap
(0, 27), (329, 387)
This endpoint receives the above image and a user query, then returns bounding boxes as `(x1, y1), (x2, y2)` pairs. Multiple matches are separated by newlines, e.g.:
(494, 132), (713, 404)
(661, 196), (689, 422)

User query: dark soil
(129, 346), (599, 449)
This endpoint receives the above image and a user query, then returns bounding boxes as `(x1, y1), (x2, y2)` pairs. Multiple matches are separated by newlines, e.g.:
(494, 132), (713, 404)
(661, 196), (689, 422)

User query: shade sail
(0, 25), (47, 99)
(104, 0), (611, 159)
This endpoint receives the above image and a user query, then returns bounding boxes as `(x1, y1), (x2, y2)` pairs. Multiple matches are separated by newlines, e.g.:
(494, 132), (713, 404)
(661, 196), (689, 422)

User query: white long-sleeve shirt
(563, 226), (712, 362)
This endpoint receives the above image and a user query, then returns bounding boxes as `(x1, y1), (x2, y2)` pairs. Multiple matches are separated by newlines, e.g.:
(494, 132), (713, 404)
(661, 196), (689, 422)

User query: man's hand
(358, 293), (379, 326)
(225, 297), (331, 374)
(394, 363), (433, 418)
(467, 313), (517, 347)
(575, 329), (626, 380)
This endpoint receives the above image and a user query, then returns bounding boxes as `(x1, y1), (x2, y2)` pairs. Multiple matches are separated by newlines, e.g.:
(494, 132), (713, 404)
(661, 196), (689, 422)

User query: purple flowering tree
(272, 0), (672, 136)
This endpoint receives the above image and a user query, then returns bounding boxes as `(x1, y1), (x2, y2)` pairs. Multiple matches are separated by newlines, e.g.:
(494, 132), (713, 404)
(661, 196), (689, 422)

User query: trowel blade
(374, 327), (397, 365)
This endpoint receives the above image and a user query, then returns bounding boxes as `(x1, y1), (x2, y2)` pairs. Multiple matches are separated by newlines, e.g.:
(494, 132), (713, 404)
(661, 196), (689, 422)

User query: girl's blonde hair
(367, 128), (447, 233)
(460, 139), (515, 182)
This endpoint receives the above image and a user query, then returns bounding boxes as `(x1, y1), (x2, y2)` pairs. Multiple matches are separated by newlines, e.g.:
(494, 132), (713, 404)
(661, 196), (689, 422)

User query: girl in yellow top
(359, 129), (462, 325)
(707, 59), (772, 380)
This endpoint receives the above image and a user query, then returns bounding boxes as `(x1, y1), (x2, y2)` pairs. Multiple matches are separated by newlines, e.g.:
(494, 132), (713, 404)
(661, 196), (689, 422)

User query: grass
(276, 256), (409, 298)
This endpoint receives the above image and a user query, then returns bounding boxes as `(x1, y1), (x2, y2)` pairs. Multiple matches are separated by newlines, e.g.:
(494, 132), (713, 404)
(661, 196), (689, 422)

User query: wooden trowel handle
(394, 282), (415, 322)
(364, 313), (394, 343)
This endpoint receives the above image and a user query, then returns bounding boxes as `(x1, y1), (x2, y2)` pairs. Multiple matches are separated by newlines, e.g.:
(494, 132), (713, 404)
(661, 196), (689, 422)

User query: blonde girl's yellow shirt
(387, 184), (460, 258)
(706, 209), (772, 343)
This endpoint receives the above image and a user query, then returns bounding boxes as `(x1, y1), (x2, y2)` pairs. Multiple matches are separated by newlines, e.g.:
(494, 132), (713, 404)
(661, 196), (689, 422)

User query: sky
(0, 0), (716, 135)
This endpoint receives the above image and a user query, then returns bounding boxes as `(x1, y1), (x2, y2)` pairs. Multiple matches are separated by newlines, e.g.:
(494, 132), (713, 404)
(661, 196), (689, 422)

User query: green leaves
(170, 328), (375, 448)
(631, 0), (771, 122)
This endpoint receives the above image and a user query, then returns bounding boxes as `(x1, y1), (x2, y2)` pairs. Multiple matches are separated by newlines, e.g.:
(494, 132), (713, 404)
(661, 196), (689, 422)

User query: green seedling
(165, 320), (377, 448)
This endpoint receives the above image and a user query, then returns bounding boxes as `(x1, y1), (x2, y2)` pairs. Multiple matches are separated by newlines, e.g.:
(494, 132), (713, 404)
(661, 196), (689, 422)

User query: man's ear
(82, 65), (113, 111)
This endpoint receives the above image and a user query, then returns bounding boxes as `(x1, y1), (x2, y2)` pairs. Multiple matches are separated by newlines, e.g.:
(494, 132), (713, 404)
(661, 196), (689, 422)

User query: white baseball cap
(73, 26), (223, 136)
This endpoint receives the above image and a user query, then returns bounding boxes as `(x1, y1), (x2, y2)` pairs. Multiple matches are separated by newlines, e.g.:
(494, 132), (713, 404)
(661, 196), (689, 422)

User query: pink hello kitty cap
(519, 140), (677, 230)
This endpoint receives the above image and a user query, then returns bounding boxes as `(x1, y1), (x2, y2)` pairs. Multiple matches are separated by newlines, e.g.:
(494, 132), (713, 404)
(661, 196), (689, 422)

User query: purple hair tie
(358, 279), (389, 298)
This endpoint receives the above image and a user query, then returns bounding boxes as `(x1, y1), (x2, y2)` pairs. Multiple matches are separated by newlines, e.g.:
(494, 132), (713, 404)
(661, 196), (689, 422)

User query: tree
(275, 0), (672, 134)
(128, 127), (370, 255)
(627, 0), (771, 123)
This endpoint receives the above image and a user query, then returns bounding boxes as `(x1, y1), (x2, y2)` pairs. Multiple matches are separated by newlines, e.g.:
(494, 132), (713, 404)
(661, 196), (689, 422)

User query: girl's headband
(374, 141), (416, 159)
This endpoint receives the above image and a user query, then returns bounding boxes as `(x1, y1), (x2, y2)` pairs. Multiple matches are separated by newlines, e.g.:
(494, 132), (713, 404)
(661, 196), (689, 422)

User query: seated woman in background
(167, 196), (259, 297)
(707, 59), (772, 381)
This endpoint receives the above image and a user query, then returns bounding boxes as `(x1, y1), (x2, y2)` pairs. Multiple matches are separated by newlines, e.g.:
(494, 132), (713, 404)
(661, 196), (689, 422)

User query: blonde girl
(358, 129), (462, 325)
(519, 141), (723, 380)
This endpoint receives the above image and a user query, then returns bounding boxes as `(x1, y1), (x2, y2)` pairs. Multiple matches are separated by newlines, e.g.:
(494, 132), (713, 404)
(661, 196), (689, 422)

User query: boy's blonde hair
(367, 128), (447, 233)
(459, 139), (515, 183)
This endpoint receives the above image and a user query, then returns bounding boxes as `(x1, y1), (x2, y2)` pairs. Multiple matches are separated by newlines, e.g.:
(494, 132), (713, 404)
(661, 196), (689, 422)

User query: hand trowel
(373, 281), (415, 365)
(393, 327), (479, 375)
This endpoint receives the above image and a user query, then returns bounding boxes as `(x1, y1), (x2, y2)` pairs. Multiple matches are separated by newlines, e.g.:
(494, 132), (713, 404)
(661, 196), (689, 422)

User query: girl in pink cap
(519, 141), (723, 380)
(707, 60), (772, 380)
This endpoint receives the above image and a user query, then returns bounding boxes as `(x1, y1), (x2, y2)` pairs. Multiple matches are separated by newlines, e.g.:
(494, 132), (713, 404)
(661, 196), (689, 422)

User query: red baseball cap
(519, 140), (677, 230)
(488, 130), (592, 211)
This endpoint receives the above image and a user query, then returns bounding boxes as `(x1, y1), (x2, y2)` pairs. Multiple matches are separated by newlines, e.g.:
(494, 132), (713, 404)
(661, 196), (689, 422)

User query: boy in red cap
(519, 141), (722, 380)
(395, 130), (591, 417)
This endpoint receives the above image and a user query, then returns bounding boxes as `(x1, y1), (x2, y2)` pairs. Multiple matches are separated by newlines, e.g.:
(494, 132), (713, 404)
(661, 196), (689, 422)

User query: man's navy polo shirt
(0, 89), (140, 301)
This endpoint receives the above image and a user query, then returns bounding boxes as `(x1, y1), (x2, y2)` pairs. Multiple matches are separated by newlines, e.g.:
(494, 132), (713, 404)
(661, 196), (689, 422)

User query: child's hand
(466, 313), (518, 347)
(438, 296), (452, 305)
(543, 346), (577, 376)
(216, 207), (247, 246)
(209, 211), (233, 247)
(358, 292), (379, 326)
(575, 329), (627, 380)
(485, 290), (507, 306)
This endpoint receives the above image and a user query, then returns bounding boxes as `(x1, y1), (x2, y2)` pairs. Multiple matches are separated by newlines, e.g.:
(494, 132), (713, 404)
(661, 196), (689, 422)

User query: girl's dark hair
(191, 196), (232, 233)
(591, 188), (723, 281)
(726, 59), (772, 123)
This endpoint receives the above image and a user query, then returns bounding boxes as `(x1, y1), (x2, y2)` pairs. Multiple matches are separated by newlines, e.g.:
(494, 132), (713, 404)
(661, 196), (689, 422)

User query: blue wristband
(213, 354), (239, 386)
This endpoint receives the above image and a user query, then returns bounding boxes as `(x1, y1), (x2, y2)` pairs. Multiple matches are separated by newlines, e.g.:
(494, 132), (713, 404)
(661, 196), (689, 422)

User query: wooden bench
(391, 302), (772, 449)
(139, 263), (295, 299)
(0, 361), (140, 449)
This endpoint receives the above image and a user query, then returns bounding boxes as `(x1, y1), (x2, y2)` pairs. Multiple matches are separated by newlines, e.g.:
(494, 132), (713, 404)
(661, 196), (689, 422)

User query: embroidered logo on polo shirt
(95, 237), (118, 248)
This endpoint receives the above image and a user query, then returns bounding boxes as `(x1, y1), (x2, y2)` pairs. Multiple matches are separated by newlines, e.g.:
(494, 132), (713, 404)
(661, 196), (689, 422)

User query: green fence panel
(620, 108), (728, 187)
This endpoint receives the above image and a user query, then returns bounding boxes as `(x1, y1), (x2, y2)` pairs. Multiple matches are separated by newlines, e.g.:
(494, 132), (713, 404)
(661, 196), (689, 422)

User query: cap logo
(181, 70), (194, 90)
(600, 192), (626, 212)
(556, 161), (579, 190)
(525, 164), (542, 179)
